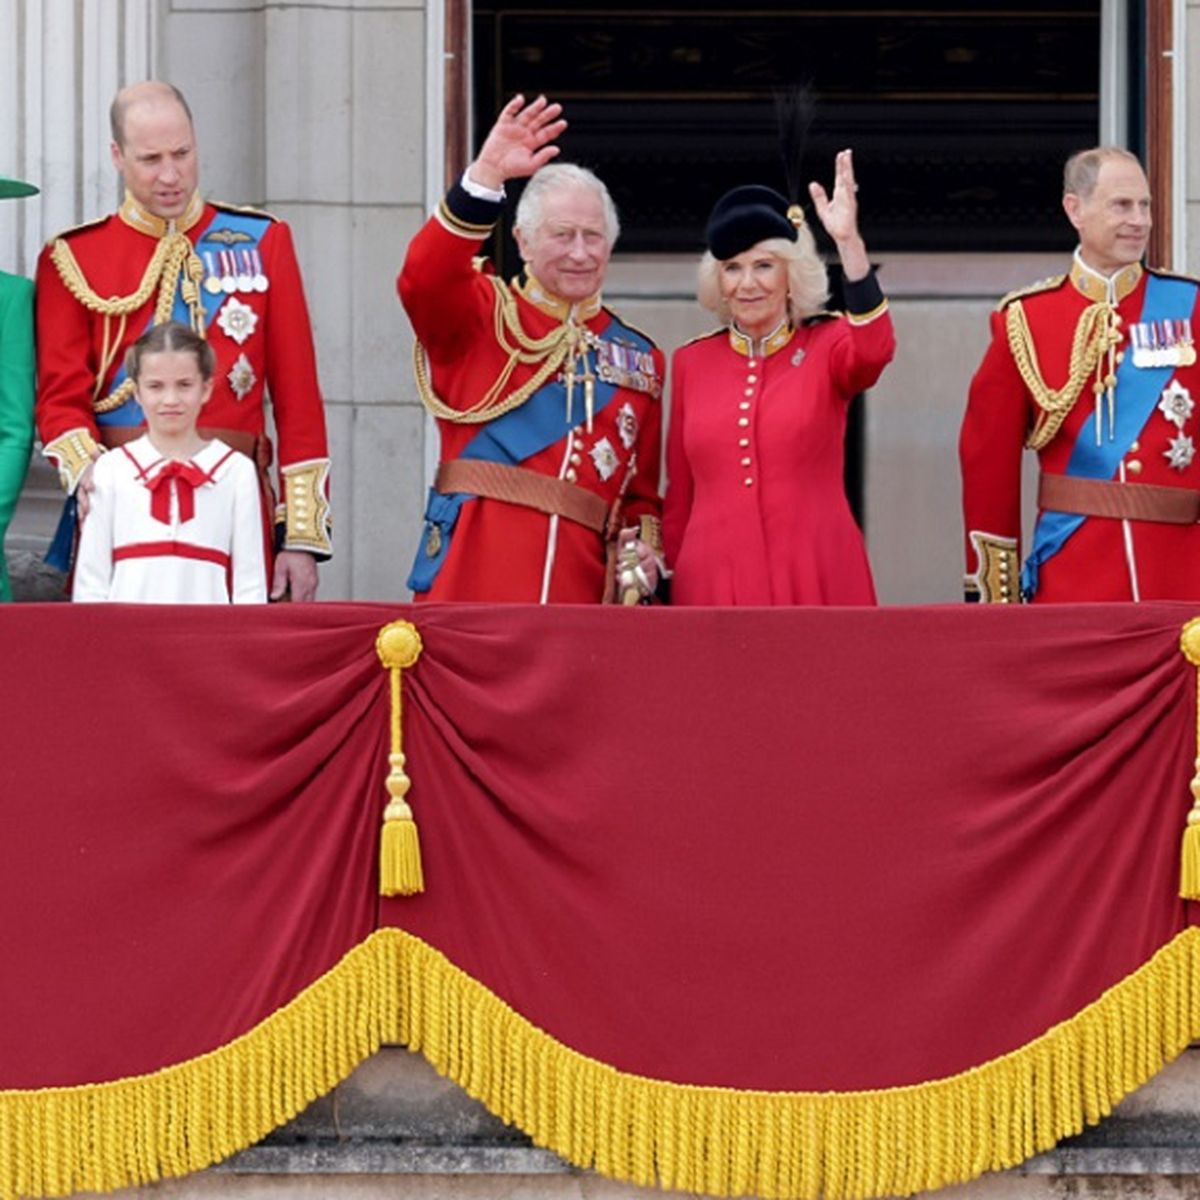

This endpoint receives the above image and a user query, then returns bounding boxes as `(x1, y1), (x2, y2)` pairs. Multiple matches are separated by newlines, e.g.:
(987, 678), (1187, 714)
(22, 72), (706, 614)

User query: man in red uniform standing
(36, 80), (331, 600)
(397, 95), (663, 603)
(960, 146), (1200, 603)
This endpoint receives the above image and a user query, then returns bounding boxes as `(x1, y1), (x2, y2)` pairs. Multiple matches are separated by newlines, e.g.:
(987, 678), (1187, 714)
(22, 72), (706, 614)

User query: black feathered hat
(705, 185), (798, 260)
(704, 85), (815, 260)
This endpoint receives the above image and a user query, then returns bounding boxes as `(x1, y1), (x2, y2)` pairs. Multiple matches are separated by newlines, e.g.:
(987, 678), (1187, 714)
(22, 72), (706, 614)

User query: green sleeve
(0, 272), (36, 602)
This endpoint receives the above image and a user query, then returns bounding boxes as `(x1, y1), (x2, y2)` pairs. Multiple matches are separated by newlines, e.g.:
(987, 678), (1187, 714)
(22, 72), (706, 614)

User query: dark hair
(110, 82), (194, 148)
(124, 322), (215, 382)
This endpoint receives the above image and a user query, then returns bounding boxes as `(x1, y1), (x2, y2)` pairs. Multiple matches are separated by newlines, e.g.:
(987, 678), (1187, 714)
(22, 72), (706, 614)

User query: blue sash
(46, 210), (271, 570)
(407, 313), (656, 592)
(1021, 273), (1199, 598)
(98, 210), (271, 428)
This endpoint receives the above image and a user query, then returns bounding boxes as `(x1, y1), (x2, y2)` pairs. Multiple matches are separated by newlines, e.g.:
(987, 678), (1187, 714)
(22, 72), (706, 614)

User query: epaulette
(801, 310), (839, 325)
(1147, 264), (1200, 286)
(45, 213), (109, 245)
(209, 199), (278, 221)
(995, 275), (1066, 312)
(677, 327), (727, 350)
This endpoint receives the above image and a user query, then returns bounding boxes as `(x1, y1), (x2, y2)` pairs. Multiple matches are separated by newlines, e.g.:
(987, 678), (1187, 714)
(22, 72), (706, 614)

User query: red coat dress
(35, 191), (331, 558)
(960, 256), (1200, 602)
(663, 274), (895, 605)
(397, 182), (664, 604)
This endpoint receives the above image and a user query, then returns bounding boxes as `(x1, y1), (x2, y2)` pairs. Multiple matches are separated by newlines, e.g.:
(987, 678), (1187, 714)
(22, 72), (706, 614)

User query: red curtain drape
(0, 600), (1197, 1194)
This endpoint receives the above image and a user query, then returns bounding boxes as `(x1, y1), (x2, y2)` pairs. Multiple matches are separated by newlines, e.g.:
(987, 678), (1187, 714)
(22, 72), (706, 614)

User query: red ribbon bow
(146, 461), (210, 526)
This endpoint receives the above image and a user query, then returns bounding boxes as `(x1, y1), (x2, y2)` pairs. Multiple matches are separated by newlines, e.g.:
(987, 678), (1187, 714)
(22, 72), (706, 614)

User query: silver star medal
(1158, 382), (1195, 469)
(1165, 432), (1195, 471)
(227, 353), (256, 401)
(216, 297), (258, 345)
(1158, 380), (1194, 427)
(589, 436), (620, 481)
(616, 401), (638, 450)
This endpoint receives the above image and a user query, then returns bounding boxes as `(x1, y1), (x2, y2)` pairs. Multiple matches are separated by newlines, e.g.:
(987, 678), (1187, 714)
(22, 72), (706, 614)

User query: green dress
(0, 271), (34, 601)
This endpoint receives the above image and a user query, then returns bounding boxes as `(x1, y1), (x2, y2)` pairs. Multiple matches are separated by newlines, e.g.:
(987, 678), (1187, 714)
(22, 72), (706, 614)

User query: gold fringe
(0, 936), (396, 1200)
(4, 926), (1200, 1200)
(1178, 619), (1200, 899)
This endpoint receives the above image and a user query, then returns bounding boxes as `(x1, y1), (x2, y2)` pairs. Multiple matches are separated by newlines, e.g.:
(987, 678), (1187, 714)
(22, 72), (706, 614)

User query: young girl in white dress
(73, 322), (268, 603)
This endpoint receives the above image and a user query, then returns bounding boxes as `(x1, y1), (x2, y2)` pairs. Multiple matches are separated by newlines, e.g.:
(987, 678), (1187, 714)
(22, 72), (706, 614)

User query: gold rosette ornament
(376, 620), (425, 896)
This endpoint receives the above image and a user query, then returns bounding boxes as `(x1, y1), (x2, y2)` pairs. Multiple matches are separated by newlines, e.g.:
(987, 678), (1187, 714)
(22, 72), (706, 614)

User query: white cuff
(461, 169), (506, 203)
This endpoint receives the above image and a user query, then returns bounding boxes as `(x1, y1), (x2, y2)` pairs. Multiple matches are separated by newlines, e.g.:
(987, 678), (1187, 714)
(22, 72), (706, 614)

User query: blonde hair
(696, 230), (830, 326)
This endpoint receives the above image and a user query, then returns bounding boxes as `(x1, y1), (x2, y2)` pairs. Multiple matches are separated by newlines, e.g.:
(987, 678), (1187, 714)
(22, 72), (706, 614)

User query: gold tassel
(1177, 619), (1200, 899)
(375, 621), (425, 896)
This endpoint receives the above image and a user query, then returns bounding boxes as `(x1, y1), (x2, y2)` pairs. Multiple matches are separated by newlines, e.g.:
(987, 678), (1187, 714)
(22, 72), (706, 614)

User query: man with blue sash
(35, 81), (331, 601)
(398, 95), (664, 603)
(960, 146), (1200, 603)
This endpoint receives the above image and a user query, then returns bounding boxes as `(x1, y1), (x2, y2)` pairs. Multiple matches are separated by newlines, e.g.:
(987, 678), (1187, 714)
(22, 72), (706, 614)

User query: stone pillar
(159, 0), (433, 600)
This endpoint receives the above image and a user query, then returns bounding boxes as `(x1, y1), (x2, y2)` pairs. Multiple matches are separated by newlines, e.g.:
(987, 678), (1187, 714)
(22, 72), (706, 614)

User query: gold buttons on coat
(1127, 460), (1143, 476)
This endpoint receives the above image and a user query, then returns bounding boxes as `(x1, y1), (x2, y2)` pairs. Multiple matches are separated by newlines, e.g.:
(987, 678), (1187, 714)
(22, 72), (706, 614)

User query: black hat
(0, 176), (38, 200)
(705, 185), (799, 260)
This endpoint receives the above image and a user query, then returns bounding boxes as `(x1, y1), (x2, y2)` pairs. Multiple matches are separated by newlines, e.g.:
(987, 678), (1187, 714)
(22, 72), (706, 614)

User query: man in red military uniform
(960, 146), (1200, 603)
(397, 94), (663, 603)
(36, 80), (331, 600)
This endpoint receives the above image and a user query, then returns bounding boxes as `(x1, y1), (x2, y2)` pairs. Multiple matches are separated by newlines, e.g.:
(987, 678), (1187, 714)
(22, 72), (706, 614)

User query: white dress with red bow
(73, 435), (267, 604)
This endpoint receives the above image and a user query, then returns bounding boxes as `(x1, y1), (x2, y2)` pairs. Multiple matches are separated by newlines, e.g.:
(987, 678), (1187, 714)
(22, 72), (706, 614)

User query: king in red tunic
(397, 97), (663, 604)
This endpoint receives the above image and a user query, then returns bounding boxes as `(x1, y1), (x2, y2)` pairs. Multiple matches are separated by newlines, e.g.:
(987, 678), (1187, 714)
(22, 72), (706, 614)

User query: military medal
(1165, 432), (1196, 470)
(227, 352), (256, 400)
(1158, 380), (1194, 426)
(236, 250), (254, 293)
(595, 338), (661, 397)
(219, 251), (237, 294)
(1157, 381), (1195, 469)
(217, 296), (259, 345)
(250, 248), (269, 292)
(616, 401), (638, 450)
(589, 436), (619, 481)
(1131, 320), (1195, 368)
(203, 251), (223, 295)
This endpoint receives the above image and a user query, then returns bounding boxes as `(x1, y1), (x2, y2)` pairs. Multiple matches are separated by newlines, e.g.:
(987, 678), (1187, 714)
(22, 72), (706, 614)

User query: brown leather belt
(435, 459), (608, 534)
(1039, 472), (1200, 525)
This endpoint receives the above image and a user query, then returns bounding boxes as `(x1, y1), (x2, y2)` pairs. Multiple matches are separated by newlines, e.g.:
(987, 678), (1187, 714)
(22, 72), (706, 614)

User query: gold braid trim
(51, 231), (207, 413)
(414, 276), (594, 425)
(1006, 298), (1122, 451)
(3, 924), (1200, 1200)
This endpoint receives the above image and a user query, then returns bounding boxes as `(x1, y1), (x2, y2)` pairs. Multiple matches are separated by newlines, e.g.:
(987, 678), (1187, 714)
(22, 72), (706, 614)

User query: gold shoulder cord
(50, 231), (206, 414)
(1006, 298), (1121, 451)
(413, 276), (590, 425)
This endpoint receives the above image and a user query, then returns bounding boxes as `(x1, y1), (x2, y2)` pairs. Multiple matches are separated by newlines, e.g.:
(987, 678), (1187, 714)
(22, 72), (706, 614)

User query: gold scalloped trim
(4, 926), (1200, 1200)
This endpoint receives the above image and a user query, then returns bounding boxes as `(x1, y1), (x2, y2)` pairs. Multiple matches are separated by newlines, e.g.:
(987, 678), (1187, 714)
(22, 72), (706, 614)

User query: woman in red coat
(662, 151), (895, 605)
